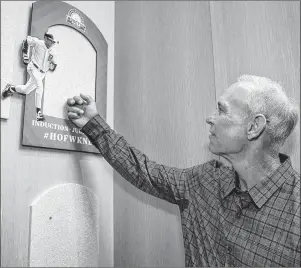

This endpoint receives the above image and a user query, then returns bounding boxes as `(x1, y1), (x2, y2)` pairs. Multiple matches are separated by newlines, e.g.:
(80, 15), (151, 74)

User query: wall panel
(210, 1), (300, 172)
(114, 1), (216, 266)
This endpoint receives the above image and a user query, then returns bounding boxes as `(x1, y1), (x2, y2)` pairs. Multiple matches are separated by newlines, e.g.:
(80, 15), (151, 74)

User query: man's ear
(247, 114), (267, 140)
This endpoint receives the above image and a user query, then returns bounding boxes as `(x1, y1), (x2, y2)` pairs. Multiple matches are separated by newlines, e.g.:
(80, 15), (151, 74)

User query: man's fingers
(68, 112), (81, 119)
(67, 94), (93, 106)
(67, 98), (75, 106)
(67, 106), (84, 115)
(73, 95), (84, 105)
(80, 93), (94, 104)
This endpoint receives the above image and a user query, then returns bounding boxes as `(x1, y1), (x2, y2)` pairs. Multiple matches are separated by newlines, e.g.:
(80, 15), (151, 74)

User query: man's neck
(223, 149), (281, 191)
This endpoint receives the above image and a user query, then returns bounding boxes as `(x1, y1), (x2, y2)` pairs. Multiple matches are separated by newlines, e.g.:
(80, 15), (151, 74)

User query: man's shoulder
(191, 159), (233, 176)
(188, 159), (233, 184)
(186, 159), (235, 197)
(35, 39), (45, 46)
(27, 36), (42, 42)
(29, 37), (45, 48)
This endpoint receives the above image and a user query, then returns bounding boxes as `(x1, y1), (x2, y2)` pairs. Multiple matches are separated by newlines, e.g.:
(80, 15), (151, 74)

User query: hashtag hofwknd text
(43, 132), (92, 145)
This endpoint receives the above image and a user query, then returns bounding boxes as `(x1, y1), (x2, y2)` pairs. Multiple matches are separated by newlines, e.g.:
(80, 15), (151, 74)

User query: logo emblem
(66, 9), (86, 32)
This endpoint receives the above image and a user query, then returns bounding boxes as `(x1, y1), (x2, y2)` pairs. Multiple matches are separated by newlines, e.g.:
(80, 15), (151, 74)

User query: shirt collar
(248, 153), (293, 208)
(220, 154), (294, 209)
(218, 163), (237, 199)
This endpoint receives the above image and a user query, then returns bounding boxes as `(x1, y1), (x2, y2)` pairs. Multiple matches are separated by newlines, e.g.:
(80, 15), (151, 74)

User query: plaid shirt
(82, 115), (301, 267)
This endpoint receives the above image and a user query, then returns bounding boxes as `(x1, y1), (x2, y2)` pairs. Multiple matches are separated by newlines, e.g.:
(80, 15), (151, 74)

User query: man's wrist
(80, 116), (96, 131)
(80, 114), (109, 133)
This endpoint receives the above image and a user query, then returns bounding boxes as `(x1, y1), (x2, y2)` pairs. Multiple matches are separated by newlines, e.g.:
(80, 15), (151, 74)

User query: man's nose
(206, 115), (213, 124)
(206, 110), (217, 124)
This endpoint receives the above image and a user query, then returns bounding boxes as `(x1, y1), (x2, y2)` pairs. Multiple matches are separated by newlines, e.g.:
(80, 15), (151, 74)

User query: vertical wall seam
(208, 1), (221, 162)
(208, 1), (217, 104)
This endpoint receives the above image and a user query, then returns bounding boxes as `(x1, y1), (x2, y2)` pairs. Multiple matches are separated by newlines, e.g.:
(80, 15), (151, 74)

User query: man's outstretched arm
(67, 94), (194, 205)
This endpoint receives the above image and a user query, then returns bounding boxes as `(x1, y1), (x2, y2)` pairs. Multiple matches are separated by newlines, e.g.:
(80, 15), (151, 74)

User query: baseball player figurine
(2, 32), (58, 121)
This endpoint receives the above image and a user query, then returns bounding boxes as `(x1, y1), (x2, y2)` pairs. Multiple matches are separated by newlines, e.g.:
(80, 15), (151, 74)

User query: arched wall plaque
(22, 1), (108, 153)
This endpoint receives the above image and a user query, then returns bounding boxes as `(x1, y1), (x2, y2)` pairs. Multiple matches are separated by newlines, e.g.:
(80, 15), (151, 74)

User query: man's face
(206, 83), (250, 156)
(44, 37), (55, 48)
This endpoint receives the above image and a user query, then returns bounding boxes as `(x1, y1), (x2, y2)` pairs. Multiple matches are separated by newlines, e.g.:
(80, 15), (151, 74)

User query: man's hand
(66, 93), (98, 129)
(49, 62), (57, 72)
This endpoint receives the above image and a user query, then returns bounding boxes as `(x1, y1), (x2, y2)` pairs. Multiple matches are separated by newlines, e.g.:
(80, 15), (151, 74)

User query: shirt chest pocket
(247, 224), (297, 267)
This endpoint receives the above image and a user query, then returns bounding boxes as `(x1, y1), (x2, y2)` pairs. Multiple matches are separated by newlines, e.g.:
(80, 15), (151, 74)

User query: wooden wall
(114, 1), (300, 267)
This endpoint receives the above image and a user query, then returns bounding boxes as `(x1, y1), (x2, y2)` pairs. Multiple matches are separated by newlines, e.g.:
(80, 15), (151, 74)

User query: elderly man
(66, 75), (300, 267)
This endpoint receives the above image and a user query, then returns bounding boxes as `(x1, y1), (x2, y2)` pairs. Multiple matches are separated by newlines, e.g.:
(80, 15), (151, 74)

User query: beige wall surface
(114, 1), (300, 267)
(1, 1), (115, 266)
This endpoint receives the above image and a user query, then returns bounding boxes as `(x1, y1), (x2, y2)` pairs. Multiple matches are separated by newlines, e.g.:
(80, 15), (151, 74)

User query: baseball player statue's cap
(44, 32), (58, 43)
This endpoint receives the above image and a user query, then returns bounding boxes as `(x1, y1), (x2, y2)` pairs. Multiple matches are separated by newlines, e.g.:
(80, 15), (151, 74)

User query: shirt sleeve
(81, 114), (194, 205)
(26, 36), (39, 47)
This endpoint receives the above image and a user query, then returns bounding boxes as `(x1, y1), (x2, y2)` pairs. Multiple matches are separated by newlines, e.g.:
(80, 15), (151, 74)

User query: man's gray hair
(236, 75), (299, 148)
